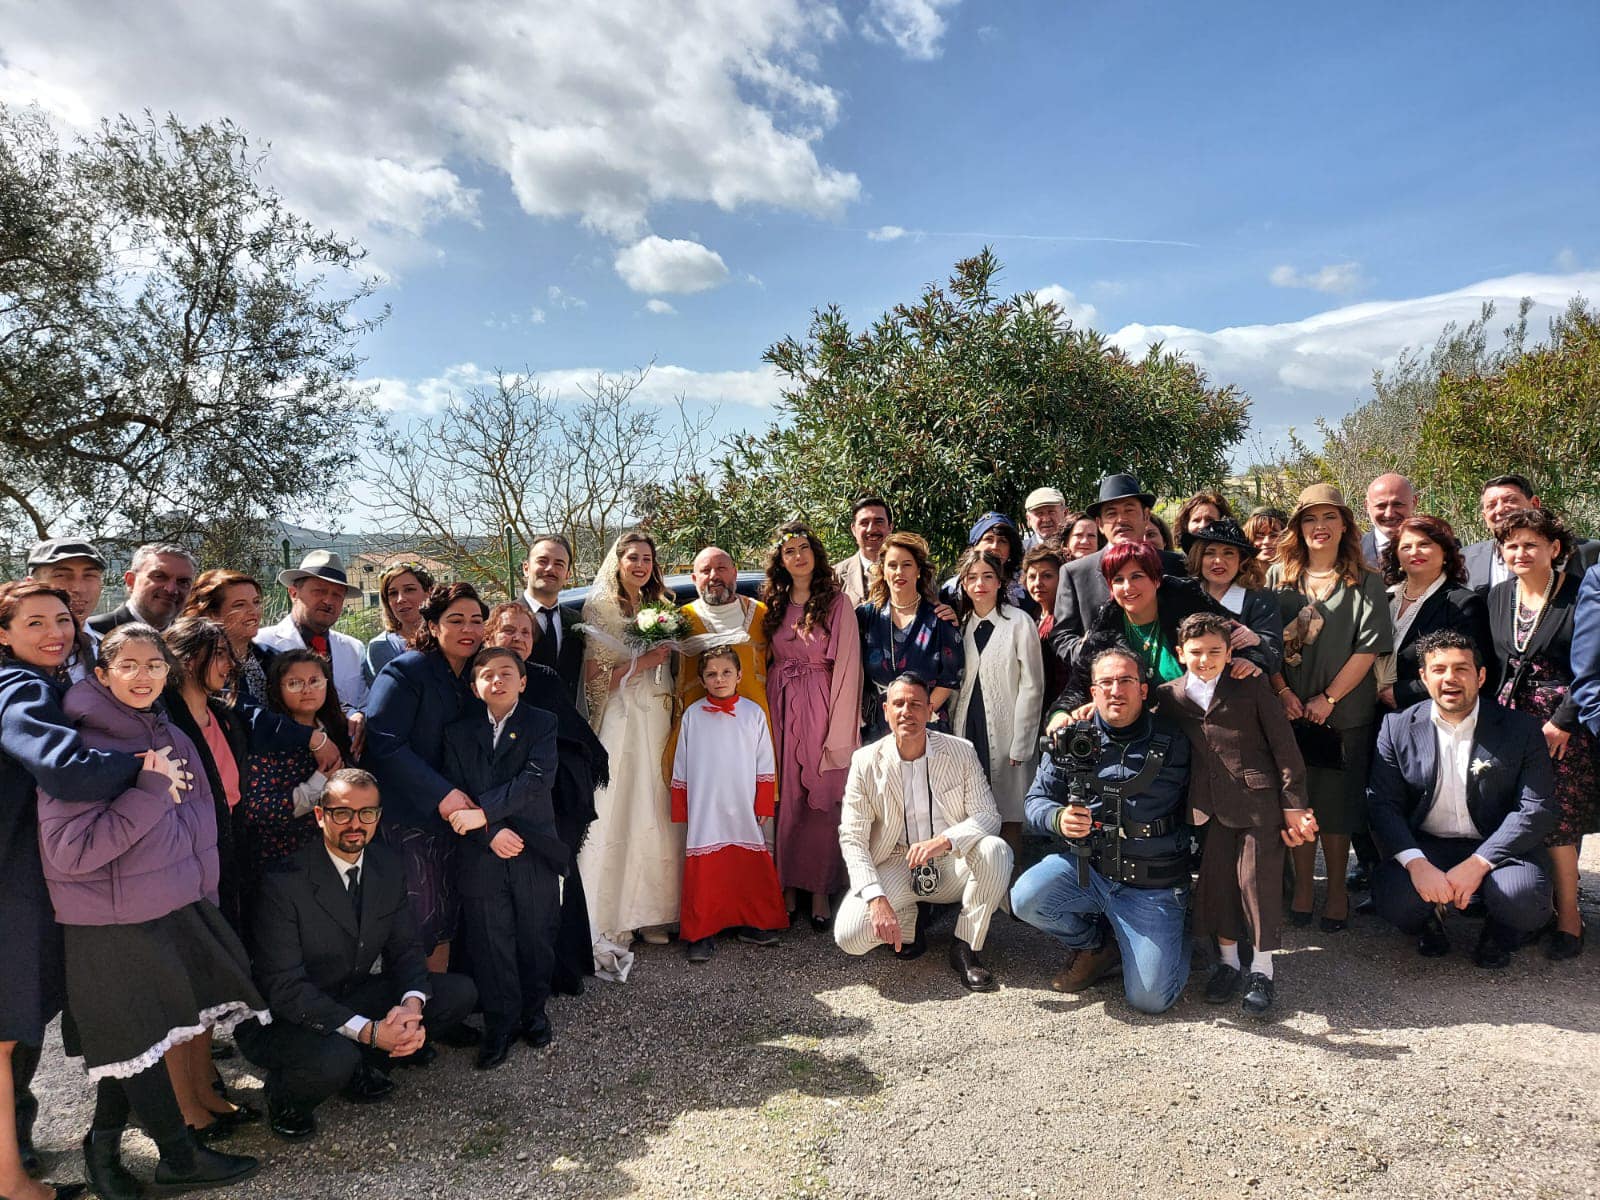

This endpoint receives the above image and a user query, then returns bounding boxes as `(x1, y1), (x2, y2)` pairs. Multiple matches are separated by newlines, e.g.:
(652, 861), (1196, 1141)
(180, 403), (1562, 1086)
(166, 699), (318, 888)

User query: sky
(3, 0), (1598, 513)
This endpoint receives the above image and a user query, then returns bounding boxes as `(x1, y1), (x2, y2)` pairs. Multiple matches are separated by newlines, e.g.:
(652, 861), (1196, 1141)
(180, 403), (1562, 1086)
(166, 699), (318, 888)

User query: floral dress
(238, 746), (323, 876)
(856, 598), (963, 741)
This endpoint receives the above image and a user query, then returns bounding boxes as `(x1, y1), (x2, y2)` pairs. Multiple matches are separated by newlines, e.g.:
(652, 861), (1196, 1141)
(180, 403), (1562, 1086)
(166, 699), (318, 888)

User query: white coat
(950, 605), (1044, 822)
(255, 615), (369, 714)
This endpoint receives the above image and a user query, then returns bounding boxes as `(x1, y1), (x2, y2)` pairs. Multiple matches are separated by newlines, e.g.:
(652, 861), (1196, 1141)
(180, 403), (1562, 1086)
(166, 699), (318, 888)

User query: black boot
(83, 1129), (143, 1200)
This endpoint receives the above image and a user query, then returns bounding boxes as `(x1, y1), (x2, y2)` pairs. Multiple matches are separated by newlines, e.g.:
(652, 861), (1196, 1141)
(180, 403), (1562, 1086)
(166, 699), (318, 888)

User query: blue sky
(4, 0), (1597, 501)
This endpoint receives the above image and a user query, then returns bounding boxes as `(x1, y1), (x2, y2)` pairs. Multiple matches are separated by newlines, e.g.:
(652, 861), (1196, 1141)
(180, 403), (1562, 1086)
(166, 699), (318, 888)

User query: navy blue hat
(967, 511), (1019, 547)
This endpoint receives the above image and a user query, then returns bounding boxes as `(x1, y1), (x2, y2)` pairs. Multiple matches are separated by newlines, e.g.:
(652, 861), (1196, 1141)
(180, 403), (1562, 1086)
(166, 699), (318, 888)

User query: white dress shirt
(860, 750), (951, 904)
(1396, 700), (1484, 865)
(523, 590), (562, 653)
(1182, 670), (1220, 713)
(489, 705), (514, 747)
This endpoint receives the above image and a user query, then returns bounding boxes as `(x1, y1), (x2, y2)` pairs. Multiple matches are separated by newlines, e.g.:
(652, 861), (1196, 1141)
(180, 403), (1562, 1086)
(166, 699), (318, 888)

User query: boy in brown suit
(1158, 613), (1316, 1016)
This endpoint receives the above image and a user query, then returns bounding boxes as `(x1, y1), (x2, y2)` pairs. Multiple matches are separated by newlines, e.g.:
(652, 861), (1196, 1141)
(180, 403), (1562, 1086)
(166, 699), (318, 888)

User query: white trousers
(835, 835), (1013, 954)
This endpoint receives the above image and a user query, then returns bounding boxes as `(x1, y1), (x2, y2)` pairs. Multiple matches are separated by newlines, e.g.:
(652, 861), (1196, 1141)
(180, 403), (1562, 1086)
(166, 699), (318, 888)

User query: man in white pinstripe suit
(835, 673), (1013, 991)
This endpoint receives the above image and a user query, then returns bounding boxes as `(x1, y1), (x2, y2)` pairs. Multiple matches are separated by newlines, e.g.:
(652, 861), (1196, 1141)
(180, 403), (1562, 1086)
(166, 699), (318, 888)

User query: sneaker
(686, 937), (716, 963)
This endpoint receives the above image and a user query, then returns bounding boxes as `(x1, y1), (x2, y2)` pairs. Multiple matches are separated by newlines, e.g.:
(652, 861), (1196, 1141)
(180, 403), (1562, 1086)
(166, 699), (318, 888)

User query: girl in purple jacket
(37, 625), (264, 1197)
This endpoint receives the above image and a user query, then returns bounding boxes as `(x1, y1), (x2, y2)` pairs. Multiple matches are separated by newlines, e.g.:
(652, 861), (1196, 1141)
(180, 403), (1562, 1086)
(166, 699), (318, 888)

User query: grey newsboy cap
(27, 538), (107, 570)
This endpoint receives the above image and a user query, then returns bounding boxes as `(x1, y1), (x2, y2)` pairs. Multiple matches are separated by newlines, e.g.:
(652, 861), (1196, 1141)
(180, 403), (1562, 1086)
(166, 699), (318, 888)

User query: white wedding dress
(577, 552), (685, 982)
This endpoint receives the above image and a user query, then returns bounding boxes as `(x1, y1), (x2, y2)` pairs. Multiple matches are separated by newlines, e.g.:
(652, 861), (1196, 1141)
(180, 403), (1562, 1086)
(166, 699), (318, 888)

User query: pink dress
(770, 593), (863, 895)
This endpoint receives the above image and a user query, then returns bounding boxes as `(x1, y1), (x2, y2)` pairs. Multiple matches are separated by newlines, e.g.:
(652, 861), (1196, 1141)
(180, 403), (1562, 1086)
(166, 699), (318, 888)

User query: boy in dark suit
(1367, 629), (1556, 968)
(1158, 613), (1316, 1016)
(441, 646), (565, 1070)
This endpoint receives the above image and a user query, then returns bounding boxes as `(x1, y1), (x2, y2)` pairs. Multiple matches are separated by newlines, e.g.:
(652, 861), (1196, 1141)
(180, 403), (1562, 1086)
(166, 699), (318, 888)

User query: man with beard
(1368, 630), (1556, 968)
(1052, 474), (1188, 661)
(835, 496), (892, 606)
(520, 534), (585, 703)
(256, 550), (369, 721)
(665, 547), (773, 785)
(87, 542), (196, 635)
(236, 769), (477, 1140)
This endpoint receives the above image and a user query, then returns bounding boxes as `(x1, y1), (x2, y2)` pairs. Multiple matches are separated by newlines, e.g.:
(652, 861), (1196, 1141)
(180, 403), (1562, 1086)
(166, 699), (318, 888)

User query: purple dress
(771, 594), (863, 895)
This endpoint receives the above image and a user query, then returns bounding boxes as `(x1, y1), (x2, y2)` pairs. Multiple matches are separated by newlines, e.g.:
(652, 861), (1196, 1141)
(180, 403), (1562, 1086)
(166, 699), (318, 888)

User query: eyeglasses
(282, 676), (329, 694)
(321, 806), (381, 825)
(1091, 676), (1141, 691)
(109, 661), (170, 679)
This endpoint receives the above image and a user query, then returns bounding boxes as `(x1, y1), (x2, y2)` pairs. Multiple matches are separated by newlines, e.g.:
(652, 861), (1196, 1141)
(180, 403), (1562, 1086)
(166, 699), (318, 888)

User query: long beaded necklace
(1513, 569), (1560, 655)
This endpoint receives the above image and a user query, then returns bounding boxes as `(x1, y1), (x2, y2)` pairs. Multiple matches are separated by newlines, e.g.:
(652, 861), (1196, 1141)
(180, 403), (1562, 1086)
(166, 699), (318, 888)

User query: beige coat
(834, 552), (873, 607)
(949, 606), (1045, 822)
(838, 732), (1000, 900)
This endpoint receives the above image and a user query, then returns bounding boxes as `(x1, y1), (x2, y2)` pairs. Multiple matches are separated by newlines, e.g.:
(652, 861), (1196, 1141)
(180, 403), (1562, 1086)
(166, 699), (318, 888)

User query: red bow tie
(701, 695), (739, 716)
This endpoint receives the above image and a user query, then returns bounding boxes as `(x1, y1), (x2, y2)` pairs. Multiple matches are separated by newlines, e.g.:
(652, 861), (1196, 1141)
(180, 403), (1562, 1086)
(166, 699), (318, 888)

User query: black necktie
(346, 865), (362, 921)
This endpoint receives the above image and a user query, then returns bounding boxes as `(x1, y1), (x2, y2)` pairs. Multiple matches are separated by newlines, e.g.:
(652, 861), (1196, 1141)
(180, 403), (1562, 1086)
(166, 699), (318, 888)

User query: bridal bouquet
(628, 602), (690, 648)
(578, 603), (749, 662)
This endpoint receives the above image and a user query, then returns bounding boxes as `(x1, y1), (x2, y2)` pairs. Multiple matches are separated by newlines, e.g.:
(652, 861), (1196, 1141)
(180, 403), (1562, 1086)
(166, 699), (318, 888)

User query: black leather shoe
(267, 1100), (317, 1141)
(1319, 915), (1348, 933)
(1203, 962), (1242, 1004)
(475, 1032), (514, 1071)
(807, 913), (832, 933)
(148, 1143), (259, 1195)
(211, 1099), (261, 1127)
(949, 939), (997, 992)
(737, 926), (780, 946)
(1472, 920), (1514, 970)
(1288, 908), (1313, 928)
(16, 1131), (40, 1177)
(1547, 926), (1586, 961)
(1416, 914), (1450, 958)
(340, 1063), (394, 1104)
(389, 1042), (438, 1069)
(189, 1119), (234, 1144)
(1240, 972), (1275, 1017)
(523, 1019), (553, 1049)
(83, 1128), (142, 1200)
(1354, 894), (1377, 916)
(551, 974), (585, 997)
(1345, 864), (1370, 892)
(893, 912), (926, 960)
(433, 1022), (482, 1048)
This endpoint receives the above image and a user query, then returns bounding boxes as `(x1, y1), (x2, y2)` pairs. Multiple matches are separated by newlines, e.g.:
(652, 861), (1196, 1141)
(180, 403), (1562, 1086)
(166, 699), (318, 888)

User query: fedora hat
(1180, 516), (1259, 558)
(1288, 483), (1355, 524)
(1084, 472), (1156, 519)
(277, 549), (361, 596)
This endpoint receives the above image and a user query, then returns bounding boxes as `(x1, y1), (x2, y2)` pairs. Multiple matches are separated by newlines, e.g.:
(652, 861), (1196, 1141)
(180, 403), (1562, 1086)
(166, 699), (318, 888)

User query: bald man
(1362, 474), (1416, 569)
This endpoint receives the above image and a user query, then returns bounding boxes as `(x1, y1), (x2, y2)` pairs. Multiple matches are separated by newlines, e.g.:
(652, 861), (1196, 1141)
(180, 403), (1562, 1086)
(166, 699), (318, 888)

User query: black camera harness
(1071, 733), (1189, 889)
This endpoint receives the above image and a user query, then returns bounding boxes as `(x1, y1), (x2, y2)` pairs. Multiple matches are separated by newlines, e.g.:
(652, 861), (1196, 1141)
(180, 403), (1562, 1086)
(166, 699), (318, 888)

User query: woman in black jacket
(1048, 541), (1268, 718)
(1376, 516), (1495, 710)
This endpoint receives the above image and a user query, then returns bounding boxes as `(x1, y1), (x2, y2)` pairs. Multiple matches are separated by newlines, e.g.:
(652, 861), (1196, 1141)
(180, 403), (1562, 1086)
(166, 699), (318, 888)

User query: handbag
(1291, 717), (1345, 770)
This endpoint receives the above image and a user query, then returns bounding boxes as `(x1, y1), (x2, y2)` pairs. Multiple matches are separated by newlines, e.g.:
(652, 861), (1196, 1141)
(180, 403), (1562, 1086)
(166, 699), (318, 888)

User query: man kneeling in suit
(236, 768), (477, 1140)
(835, 673), (1013, 991)
(1368, 630), (1557, 968)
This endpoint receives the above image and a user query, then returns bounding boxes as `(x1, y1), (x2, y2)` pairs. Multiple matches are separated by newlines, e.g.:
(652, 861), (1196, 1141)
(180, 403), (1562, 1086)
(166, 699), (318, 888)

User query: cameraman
(1012, 647), (1193, 1013)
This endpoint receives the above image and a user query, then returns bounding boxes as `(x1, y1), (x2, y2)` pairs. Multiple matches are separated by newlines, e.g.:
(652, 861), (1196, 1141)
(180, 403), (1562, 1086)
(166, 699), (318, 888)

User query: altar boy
(1157, 613), (1315, 1017)
(441, 646), (566, 1068)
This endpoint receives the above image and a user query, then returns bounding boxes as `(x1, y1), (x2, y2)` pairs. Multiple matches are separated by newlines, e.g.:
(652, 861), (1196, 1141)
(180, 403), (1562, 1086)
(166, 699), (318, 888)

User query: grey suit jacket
(1361, 530), (1381, 571)
(838, 732), (1000, 900)
(835, 552), (873, 607)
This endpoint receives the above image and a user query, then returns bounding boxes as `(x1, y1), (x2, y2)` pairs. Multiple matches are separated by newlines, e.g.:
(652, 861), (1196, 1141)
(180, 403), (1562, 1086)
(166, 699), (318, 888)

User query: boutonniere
(1469, 757), (1491, 778)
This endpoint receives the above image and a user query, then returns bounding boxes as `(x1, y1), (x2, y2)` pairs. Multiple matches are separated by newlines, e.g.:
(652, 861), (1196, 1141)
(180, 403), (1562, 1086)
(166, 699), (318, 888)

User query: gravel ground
(26, 842), (1600, 1200)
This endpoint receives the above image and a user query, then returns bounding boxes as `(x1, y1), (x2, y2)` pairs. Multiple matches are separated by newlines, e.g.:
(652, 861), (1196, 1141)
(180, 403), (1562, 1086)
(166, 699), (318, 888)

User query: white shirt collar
(488, 704), (516, 745)
(1217, 584), (1246, 614)
(1183, 670), (1221, 712)
(523, 589), (558, 614)
(1373, 527), (1393, 553)
(326, 843), (364, 881)
(1429, 698), (1480, 741)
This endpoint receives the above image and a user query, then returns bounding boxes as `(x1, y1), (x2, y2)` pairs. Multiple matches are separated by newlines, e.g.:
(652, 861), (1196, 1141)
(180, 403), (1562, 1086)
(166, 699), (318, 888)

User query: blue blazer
(1366, 698), (1555, 866)
(1571, 564), (1600, 736)
(363, 650), (483, 829)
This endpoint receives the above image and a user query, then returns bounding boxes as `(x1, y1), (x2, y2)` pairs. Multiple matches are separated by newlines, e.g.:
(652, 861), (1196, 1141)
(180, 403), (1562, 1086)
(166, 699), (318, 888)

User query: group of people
(1, 464), (1597, 1198)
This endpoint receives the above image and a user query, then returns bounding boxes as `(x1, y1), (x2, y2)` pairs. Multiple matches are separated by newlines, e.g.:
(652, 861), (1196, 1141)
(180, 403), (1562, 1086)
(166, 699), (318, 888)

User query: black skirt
(63, 900), (268, 1081)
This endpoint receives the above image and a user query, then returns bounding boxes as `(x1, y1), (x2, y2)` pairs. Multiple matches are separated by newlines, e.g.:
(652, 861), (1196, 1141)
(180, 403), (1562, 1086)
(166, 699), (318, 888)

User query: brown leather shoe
(1050, 940), (1122, 992)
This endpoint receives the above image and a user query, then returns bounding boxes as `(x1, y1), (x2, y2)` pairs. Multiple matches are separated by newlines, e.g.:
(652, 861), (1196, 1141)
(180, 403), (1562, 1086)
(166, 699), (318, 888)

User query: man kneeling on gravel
(835, 673), (1013, 992)
(1012, 649), (1194, 1013)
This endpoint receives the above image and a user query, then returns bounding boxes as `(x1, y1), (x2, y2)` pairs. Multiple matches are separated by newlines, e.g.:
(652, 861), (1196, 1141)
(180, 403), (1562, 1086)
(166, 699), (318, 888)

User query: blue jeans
(1012, 854), (1192, 1014)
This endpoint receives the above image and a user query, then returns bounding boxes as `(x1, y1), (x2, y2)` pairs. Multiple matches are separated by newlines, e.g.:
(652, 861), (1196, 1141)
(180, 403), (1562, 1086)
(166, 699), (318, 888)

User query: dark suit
(1367, 699), (1556, 936)
(236, 839), (476, 1110)
(1465, 536), (1600, 592)
(1361, 530), (1383, 571)
(85, 603), (141, 637)
(1390, 584), (1496, 710)
(523, 597), (586, 704)
(440, 702), (564, 1038)
(1489, 572), (1583, 732)
(1158, 671), (1307, 949)
(1229, 587), (1285, 678)
(1050, 546), (1188, 663)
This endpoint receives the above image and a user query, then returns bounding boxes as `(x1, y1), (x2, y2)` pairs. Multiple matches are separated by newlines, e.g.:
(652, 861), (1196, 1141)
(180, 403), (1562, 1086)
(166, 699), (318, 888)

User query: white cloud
(0, 1), (862, 257)
(546, 285), (587, 311)
(367, 361), (783, 414)
(1032, 284), (1099, 329)
(1269, 261), (1366, 294)
(861, 0), (961, 60)
(645, 299), (677, 316)
(868, 224), (910, 241)
(528, 307), (546, 324)
(614, 236), (730, 295)
(1109, 269), (1600, 440)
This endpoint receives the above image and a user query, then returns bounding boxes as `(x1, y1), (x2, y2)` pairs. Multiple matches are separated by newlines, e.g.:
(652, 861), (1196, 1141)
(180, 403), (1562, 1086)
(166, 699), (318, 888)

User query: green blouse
(1267, 565), (1394, 729)
(1123, 612), (1184, 685)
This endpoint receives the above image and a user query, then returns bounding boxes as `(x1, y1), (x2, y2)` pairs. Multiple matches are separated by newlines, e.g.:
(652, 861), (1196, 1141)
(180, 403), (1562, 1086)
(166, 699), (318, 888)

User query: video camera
(1040, 720), (1105, 885)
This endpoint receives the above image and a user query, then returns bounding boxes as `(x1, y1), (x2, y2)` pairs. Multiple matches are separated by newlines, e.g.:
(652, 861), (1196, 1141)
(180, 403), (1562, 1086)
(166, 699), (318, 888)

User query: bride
(578, 530), (683, 980)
